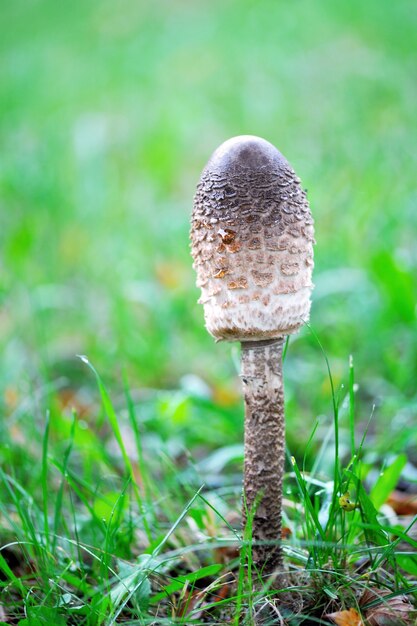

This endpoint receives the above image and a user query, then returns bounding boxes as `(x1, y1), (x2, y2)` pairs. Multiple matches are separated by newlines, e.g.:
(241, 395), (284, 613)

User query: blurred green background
(1, 0), (417, 458)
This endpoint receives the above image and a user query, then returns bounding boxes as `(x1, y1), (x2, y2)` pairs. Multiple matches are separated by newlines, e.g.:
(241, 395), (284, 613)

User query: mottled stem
(241, 338), (286, 576)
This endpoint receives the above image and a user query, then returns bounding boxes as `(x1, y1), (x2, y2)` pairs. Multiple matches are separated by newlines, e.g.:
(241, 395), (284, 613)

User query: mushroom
(190, 135), (314, 576)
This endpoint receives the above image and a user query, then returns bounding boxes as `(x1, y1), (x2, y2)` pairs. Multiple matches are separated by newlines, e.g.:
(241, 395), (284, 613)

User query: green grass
(1, 0), (417, 623)
(1, 359), (416, 623)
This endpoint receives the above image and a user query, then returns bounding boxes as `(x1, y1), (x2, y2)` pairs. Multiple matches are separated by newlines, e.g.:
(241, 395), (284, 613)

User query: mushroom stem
(241, 337), (286, 576)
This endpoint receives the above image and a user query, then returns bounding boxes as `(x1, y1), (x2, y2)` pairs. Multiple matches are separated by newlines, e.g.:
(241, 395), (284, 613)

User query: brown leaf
(177, 588), (205, 619)
(214, 544), (239, 564)
(4, 386), (19, 410)
(210, 581), (231, 604)
(326, 607), (364, 625)
(281, 526), (292, 539)
(387, 490), (417, 516)
(57, 388), (92, 418)
(360, 588), (414, 626)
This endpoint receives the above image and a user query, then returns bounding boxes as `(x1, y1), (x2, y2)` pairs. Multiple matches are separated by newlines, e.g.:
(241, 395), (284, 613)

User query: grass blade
(78, 355), (152, 541)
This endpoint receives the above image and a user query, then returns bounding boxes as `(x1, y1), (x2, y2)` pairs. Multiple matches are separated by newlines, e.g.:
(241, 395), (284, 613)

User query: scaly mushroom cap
(191, 135), (314, 341)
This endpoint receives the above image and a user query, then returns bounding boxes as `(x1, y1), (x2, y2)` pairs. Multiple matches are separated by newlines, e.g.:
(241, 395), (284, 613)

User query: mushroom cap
(191, 135), (314, 341)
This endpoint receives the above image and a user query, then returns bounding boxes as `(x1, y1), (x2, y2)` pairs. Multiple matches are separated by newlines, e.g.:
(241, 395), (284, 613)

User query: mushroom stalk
(241, 338), (285, 574)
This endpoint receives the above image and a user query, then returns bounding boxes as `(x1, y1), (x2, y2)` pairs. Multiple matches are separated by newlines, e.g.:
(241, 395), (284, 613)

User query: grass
(1, 347), (417, 623)
(1, 0), (417, 623)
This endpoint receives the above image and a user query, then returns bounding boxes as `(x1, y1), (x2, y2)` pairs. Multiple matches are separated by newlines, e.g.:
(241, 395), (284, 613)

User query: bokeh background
(2, 0), (417, 461)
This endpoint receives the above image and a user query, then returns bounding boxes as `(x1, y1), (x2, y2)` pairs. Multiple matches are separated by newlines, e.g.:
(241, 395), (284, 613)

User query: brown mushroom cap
(191, 135), (314, 341)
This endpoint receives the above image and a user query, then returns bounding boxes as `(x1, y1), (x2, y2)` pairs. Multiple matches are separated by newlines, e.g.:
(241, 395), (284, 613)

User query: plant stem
(241, 338), (286, 576)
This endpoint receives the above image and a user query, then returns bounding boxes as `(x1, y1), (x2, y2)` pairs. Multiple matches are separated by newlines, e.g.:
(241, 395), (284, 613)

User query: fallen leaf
(360, 588), (415, 625)
(57, 388), (92, 418)
(214, 544), (239, 564)
(211, 581), (230, 602)
(4, 386), (19, 410)
(387, 490), (417, 516)
(326, 607), (363, 626)
(281, 526), (292, 539)
(177, 588), (205, 619)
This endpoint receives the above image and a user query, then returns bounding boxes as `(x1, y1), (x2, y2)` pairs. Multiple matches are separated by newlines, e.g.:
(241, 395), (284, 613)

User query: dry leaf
(211, 582), (230, 603)
(177, 588), (205, 619)
(360, 588), (414, 626)
(387, 490), (417, 516)
(326, 607), (364, 626)
(4, 386), (19, 410)
(178, 576), (231, 619)
(57, 388), (92, 418)
(214, 544), (239, 564)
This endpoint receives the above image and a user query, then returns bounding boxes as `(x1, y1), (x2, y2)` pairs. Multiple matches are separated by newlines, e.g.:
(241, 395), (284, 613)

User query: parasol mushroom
(190, 135), (314, 576)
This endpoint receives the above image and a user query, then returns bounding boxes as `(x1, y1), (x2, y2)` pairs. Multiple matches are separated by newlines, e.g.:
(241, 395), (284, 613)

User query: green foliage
(370, 454), (407, 511)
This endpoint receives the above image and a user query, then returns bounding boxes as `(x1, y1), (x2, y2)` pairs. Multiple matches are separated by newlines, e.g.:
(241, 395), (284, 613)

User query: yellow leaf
(326, 607), (364, 626)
